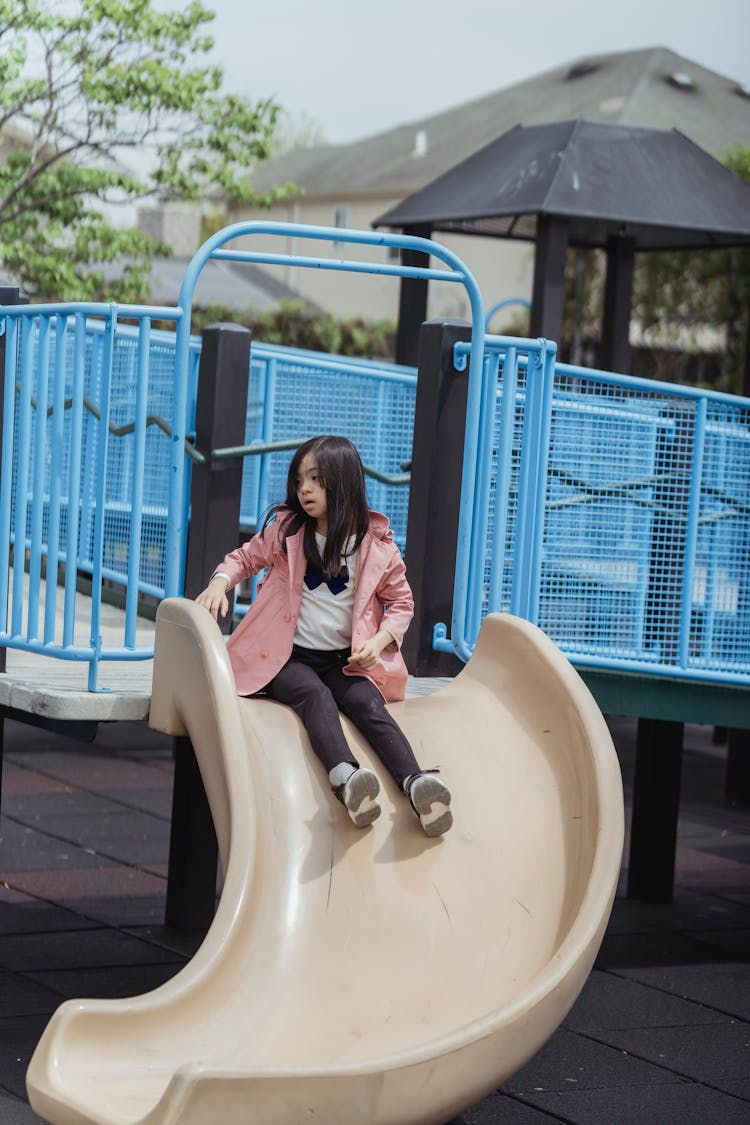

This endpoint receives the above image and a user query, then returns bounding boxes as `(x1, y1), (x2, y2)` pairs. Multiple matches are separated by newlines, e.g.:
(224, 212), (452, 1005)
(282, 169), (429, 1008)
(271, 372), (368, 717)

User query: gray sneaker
(334, 767), (381, 828)
(407, 773), (453, 837)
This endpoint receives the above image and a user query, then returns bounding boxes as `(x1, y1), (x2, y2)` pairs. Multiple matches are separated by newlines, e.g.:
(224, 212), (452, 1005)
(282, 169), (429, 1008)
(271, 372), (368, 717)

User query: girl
(195, 435), (452, 838)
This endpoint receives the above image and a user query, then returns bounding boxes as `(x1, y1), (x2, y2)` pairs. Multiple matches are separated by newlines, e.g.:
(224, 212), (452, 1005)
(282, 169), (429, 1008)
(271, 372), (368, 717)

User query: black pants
(265, 646), (421, 787)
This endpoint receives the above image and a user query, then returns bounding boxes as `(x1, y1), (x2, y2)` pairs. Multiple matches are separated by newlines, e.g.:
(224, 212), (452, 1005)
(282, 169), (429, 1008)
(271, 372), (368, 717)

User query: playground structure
(27, 600), (624, 1125)
(0, 221), (746, 1121)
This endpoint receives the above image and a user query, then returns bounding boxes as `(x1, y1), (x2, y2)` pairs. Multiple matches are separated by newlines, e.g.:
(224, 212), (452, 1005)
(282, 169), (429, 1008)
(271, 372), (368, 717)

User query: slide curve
(27, 598), (624, 1125)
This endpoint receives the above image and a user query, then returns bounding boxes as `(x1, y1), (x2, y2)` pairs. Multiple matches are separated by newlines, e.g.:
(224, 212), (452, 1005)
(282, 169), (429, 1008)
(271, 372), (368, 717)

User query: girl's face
(295, 452), (327, 533)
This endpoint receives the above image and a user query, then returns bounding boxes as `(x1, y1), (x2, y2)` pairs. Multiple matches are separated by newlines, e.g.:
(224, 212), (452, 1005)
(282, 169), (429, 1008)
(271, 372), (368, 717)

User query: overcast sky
(199, 0), (750, 144)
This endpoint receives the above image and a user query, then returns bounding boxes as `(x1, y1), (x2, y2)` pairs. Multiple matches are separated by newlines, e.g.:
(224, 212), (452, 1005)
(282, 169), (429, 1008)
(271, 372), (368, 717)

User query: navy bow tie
(304, 563), (349, 595)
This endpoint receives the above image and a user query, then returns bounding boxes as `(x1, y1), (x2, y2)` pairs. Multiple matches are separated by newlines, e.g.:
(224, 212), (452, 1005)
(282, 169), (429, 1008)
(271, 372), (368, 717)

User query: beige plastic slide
(27, 597), (624, 1125)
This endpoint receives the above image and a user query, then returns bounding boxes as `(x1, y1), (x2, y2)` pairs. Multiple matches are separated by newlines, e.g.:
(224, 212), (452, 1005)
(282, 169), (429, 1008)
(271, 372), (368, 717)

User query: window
(333, 204), (351, 245)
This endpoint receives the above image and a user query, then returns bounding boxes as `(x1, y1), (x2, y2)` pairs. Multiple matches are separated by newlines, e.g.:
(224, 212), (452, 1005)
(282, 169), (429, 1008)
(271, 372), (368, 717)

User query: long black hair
(262, 436), (370, 576)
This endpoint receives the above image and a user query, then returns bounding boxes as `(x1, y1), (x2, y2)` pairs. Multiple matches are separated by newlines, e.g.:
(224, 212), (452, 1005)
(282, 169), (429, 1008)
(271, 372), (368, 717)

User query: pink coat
(216, 510), (414, 701)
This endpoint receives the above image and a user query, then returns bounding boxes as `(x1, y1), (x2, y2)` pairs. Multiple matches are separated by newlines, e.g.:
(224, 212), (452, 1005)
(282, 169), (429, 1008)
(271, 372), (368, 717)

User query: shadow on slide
(27, 598), (624, 1125)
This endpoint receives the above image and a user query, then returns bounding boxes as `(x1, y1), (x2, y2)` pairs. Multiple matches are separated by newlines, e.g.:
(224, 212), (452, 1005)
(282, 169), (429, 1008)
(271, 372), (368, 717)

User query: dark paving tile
(563, 969), (726, 1032)
(6, 864), (167, 908)
(5, 750), (172, 795)
(125, 925), (206, 959)
(0, 765), (73, 800)
(0, 818), (118, 874)
(520, 1081), (750, 1124)
(0, 1090), (46, 1124)
(0, 887), (97, 937)
(11, 809), (171, 870)
(596, 927), (733, 971)
(605, 889), (750, 936)
(617, 960), (750, 1020)
(27, 959), (184, 1001)
(720, 889), (750, 908)
(504, 1027), (683, 1095)
(688, 927), (750, 958)
(64, 894), (168, 928)
(0, 927), (177, 973)
(0, 1014), (49, 1100)
(597, 1020), (750, 1095)
(4, 717), (171, 760)
(0, 971), (65, 1018)
(105, 788), (173, 818)
(6, 790), (135, 821)
(445, 1094), (559, 1122)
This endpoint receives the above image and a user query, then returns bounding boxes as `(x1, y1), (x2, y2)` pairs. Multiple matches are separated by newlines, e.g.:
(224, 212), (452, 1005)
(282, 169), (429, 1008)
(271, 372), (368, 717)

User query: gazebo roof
(374, 119), (750, 251)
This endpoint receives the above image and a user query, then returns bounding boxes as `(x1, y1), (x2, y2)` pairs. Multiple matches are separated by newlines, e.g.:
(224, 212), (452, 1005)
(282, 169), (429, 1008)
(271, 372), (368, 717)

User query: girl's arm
(348, 628), (397, 670)
(194, 520), (281, 620)
(373, 544), (415, 650)
(195, 573), (231, 621)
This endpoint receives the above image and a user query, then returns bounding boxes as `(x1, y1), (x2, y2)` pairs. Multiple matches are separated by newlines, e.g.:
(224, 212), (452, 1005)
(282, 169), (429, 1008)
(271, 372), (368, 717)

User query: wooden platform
(1, 578), (155, 721)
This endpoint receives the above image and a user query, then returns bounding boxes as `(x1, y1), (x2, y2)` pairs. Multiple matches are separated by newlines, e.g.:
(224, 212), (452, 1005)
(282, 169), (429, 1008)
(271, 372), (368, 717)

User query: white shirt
(293, 532), (358, 650)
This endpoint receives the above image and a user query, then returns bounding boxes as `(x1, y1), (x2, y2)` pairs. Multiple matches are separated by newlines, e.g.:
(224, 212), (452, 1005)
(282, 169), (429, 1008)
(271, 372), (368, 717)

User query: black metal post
(0, 284), (28, 819)
(165, 322), (252, 930)
(395, 223), (433, 367)
(629, 404), (695, 901)
(529, 216), (569, 344)
(627, 718), (684, 902)
(723, 309), (750, 793)
(403, 319), (472, 676)
(601, 235), (635, 374)
(726, 728), (750, 807)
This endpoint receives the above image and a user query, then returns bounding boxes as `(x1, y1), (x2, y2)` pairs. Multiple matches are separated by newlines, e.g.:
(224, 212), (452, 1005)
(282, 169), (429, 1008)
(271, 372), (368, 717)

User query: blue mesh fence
(241, 343), (417, 549)
(0, 306), (197, 687)
(446, 337), (750, 685)
(5, 302), (749, 688)
(6, 317), (200, 598)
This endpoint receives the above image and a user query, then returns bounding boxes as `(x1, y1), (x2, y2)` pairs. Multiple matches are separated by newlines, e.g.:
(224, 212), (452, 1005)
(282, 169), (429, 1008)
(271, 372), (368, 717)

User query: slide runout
(27, 600), (624, 1125)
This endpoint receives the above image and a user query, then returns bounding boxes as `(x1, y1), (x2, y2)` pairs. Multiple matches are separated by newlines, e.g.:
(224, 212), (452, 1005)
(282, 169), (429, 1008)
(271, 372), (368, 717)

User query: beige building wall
(227, 196), (535, 333)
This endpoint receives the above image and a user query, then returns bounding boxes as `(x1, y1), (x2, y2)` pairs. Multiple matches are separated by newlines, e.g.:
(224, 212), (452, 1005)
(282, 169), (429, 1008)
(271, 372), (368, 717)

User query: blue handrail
(171, 220), (486, 596)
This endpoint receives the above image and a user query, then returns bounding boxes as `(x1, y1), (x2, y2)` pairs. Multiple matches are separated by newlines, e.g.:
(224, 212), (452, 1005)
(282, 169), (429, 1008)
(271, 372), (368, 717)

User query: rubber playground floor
(0, 712), (748, 1125)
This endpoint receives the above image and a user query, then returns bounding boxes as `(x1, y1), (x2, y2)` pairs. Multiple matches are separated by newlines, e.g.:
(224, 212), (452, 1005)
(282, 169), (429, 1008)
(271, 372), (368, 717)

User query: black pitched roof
(374, 119), (750, 251)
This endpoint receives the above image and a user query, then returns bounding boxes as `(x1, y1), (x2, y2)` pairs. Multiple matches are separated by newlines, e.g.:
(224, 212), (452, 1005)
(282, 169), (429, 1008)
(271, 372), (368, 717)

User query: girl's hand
(347, 630), (395, 671)
(195, 575), (230, 621)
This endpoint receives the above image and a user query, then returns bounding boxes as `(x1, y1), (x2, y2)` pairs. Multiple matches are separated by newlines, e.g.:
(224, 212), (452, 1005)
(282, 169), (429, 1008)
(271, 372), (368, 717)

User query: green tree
(631, 146), (750, 394)
(185, 299), (397, 360)
(0, 0), (293, 300)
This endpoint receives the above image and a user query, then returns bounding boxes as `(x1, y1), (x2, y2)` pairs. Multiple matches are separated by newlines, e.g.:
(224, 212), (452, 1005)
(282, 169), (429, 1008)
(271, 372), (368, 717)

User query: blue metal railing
(0, 303), (196, 689)
(4, 222), (748, 693)
(172, 221), (486, 596)
(0, 222), (485, 689)
(435, 337), (750, 686)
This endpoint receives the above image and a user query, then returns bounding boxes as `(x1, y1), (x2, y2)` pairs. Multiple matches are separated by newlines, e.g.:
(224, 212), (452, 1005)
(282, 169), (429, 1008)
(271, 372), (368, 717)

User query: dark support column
(165, 322), (252, 931)
(600, 235), (635, 374)
(165, 736), (224, 930)
(395, 223), (432, 367)
(630, 403), (695, 901)
(529, 216), (569, 344)
(627, 718), (684, 902)
(723, 315), (750, 783)
(743, 304), (750, 398)
(0, 284), (28, 818)
(183, 323), (254, 604)
(403, 319), (472, 676)
(726, 728), (750, 807)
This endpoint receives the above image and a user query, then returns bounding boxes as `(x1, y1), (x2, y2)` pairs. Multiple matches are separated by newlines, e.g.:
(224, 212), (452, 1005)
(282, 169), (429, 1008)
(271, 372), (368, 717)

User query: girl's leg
(265, 658), (356, 774)
(265, 657), (381, 828)
(324, 669), (453, 837)
(322, 668), (420, 787)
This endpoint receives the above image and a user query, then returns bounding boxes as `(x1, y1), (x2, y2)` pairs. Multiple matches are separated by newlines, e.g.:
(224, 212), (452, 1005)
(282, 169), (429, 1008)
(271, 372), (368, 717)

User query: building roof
(374, 119), (750, 250)
(94, 255), (304, 310)
(250, 46), (750, 200)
